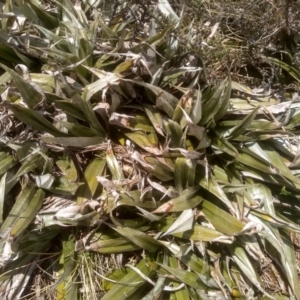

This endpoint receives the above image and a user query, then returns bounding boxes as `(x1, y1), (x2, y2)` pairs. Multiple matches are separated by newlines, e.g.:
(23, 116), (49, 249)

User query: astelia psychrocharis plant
(1, 0), (300, 299)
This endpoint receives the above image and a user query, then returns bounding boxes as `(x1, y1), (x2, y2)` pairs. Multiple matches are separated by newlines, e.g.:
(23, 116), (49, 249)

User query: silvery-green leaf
(161, 209), (194, 237)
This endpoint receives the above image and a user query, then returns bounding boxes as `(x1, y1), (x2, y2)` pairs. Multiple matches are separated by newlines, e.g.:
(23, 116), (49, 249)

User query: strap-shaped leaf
(153, 186), (203, 213)
(168, 256), (191, 300)
(158, 264), (207, 289)
(202, 200), (244, 235)
(0, 173), (6, 225)
(161, 209), (194, 237)
(0, 184), (31, 236)
(101, 259), (155, 300)
(225, 105), (260, 139)
(165, 120), (183, 148)
(41, 136), (104, 147)
(76, 158), (106, 204)
(159, 241), (207, 274)
(0, 155), (18, 176)
(3, 102), (68, 136)
(109, 225), (161, 252)
(10, 188), (45, 237)
(106, 143), (124, 180)
(27, 2), (59, 29)
(0, 64), (43, 108)
(201, 77), (231, 124)
(144, 104), (165, 136)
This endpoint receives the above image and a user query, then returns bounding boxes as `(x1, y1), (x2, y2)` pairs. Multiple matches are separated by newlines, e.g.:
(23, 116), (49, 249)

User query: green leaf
(82, 100), (106, 136)
(132, 25), (174, 53)
(101, 259), (155, 300)
(174, 158), (195, 192)
(174, 158), (188, 191)
(154, 218), (227, 242)
(56, 236), (77, 300)
(202, 200), (244, 235)
(225, 105), (260, 139)
(41, 137), (104, 147)
(165, 120), (183, 148)
(78, 235), (141, 253)
(109, 225), (161, 252)
(82, 71), (121, 102)
(54, 99), (88, 121)
(125, 132), (160, 155)
(99, 19), (119, 47)
(10, 188), (45, 237)
(144, 104), (165, 136)
(200, 176), (235, 211)
(34, 24), (71, 51)
(3, 102), (68, 137)
(106, 143), (124, 180)
(158, 264), (207, 289)
(76, 158), (106, 204)
(0, 173), (6, 225)
(56, 121), (96, 137)
(47, 176), (80, 195)
(190, 90), (202, 125)
(112, 192), (156, 212)
(153, 186), (203, 212)
(211, 129), (238, 157)
(132, 153), (174, 182)
(0, 155), (18, 176)
(268, 57), (300, 82)
(0, 183), (43, 238)
(214, 75), (232, 120)
(0, 63), (43, 108)
(168, 256), (191, 300)
(130, 80), (178, 116)
(27, 2), (59, 29)
(13, 151), (45, 180)
(161, 209), (194, 237)
(159, 241), (206, 274)
(201, 77), (231, 124)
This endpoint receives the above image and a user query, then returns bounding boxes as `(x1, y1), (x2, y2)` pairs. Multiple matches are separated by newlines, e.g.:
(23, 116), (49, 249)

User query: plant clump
(0, 1), (300, 299)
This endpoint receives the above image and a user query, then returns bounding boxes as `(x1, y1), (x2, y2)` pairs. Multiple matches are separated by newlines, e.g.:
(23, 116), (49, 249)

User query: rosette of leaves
(1, 1), (300, 300)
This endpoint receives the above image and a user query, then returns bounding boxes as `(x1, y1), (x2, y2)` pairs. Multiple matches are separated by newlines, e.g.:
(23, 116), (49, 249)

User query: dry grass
(169, 0), (300, 89)
(291, 231), (300, 281)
